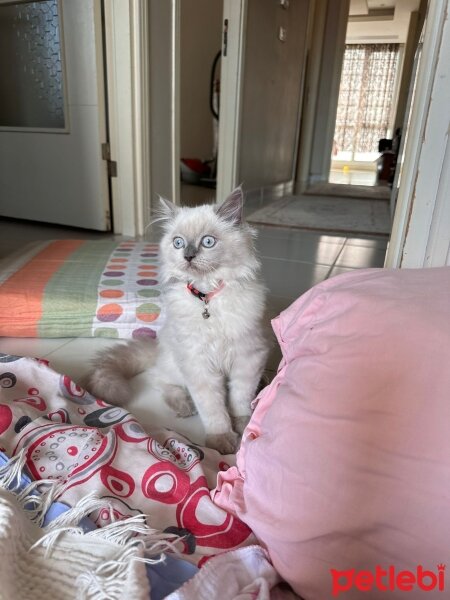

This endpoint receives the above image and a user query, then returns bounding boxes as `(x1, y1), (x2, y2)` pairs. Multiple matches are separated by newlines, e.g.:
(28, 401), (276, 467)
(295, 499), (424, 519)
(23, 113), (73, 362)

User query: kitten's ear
(157, 195), (179, 220)
(216, 186), (244, 225)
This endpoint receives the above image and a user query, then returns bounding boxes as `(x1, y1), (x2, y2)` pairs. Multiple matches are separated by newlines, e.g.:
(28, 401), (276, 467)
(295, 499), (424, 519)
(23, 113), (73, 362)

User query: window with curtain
(333, 43), (400, 162)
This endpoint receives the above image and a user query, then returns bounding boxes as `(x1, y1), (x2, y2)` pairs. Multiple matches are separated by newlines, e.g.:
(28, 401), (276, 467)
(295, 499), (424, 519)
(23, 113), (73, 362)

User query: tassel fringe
(0, 451), (184, 599)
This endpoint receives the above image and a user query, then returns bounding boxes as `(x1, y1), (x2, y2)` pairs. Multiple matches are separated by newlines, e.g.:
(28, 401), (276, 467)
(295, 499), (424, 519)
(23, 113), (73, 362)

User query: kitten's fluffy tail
(85, 338), (156, 405)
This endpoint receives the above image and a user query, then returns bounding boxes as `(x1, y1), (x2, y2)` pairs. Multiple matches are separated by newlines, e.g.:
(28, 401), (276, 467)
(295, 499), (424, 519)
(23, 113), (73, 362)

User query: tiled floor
(0, 210), (388, 442)
(0, 217), (120, 255)
(329, 167), (377, 186)
(254, 224), (388, 369)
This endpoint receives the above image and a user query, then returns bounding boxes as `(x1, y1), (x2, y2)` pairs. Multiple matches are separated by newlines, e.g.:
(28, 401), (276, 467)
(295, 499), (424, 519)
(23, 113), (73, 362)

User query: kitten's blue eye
(201, 235), (216, 248)
(173, 236), (185, 249)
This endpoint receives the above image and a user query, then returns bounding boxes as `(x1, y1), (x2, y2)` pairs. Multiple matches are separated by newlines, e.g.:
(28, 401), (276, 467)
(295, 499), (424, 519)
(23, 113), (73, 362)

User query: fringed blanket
(0, 482), (155, 600)
(0, 479), (287, 600)
(0, 353), (256, 566)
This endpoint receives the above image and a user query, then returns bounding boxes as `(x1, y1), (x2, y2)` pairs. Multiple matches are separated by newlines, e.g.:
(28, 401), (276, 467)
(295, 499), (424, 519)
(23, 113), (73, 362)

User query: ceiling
(367, 0), (397, 9)
(347, 0), (422, 44)
(350, 0), (397, 14)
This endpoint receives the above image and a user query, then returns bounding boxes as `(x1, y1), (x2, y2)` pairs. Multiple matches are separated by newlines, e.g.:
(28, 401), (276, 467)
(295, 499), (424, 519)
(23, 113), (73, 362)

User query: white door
(0, 0), (111, 231)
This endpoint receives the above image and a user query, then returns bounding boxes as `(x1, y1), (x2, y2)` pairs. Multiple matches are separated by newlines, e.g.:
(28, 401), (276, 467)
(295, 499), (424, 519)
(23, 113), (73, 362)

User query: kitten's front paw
(164, 386), (198, 418)
(206, 431), (240, 455)
(231, 415), (250, 435)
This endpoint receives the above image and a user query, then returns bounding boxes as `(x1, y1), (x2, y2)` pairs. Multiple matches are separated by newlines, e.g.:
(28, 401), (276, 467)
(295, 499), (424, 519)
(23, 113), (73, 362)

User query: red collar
(187, 281), (225, 303)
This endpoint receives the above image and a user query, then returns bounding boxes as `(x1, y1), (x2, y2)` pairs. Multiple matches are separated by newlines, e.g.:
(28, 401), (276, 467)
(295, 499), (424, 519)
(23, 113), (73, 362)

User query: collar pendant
(202, 302), (210, 319)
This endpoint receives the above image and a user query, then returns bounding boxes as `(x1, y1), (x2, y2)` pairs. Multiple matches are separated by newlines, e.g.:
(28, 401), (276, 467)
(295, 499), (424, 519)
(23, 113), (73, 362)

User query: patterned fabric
(0, 353), (255, 564)
(0, 240), (165, 339)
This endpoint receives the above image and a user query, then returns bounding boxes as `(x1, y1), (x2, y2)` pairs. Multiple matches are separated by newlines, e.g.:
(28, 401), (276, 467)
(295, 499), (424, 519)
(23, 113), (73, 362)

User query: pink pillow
(214, 267), (450, 599)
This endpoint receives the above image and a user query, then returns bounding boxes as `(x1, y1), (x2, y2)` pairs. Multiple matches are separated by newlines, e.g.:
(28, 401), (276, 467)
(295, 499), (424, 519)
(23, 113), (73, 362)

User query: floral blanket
(0, 353), (255, 565)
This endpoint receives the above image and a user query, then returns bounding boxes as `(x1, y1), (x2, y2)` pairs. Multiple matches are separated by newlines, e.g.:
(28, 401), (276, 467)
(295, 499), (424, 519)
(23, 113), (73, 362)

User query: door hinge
(105, 209), (112, 230)
(223, 19), (228, 57)
(101, 142), (118, 178)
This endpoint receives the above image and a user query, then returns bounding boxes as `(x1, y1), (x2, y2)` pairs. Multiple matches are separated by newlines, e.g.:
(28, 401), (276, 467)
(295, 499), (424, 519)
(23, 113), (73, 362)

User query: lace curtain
(334, 43), (400, 158)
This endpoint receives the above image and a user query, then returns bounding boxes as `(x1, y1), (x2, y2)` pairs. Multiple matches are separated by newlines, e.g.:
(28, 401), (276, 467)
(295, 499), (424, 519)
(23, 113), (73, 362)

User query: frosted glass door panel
(0, 0), (66, 129)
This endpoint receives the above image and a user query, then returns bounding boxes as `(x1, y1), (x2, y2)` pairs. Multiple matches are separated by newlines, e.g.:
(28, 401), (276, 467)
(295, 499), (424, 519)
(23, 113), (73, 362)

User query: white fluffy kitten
(87, 187), (268, 454)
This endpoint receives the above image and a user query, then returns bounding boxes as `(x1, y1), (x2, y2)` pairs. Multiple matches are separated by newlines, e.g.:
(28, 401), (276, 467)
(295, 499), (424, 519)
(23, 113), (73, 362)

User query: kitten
(87, 187), (268, 454)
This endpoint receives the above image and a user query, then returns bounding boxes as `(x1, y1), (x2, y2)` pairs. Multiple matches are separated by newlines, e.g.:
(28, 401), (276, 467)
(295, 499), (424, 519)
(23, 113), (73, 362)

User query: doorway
(179, 0), (222, 207)
(326, 0), (426, 195)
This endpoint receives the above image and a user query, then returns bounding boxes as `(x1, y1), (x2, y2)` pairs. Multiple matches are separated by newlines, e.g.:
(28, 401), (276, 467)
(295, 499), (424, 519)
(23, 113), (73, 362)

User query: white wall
(392, 4), (426, 133)
(386, 0), (450, 268)
(397, 3), (450, 268)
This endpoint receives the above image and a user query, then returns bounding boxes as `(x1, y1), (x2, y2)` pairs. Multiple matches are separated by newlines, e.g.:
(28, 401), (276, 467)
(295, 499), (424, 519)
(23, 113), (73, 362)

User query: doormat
(247, 195), (391, 236)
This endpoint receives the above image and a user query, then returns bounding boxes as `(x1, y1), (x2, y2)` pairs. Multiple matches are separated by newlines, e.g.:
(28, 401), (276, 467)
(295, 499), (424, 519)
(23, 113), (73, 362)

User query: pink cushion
(214, 267), (450, 599)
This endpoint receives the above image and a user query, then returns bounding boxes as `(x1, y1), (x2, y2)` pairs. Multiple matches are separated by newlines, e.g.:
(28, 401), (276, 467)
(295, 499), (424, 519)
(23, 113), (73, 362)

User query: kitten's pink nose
(185, 255), (193, 263)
